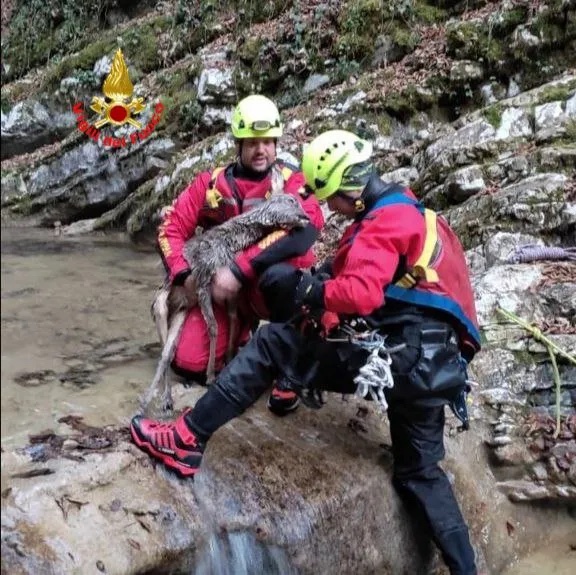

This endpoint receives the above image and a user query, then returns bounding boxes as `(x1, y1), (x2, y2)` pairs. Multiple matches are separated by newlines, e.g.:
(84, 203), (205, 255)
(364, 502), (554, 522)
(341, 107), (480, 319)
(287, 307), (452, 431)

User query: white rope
(354, 347), (394, 410)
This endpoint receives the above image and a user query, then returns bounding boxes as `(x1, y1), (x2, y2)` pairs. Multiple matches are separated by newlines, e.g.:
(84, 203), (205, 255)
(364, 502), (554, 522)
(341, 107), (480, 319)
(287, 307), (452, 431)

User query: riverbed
(1, 227), (160, 449)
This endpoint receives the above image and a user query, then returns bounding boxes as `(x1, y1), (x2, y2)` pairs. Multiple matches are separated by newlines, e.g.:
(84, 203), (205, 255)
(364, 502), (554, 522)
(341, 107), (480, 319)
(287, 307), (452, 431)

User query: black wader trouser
(184, 316), (477, 575)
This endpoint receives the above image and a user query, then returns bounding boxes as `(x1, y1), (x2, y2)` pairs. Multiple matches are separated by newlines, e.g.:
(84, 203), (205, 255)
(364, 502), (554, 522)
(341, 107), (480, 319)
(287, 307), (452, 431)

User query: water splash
(194, 530), (298, 575)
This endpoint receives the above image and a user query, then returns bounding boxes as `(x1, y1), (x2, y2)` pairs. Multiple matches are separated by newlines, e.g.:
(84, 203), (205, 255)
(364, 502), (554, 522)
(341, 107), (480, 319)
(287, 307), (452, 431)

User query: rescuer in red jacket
(156, 94), (324, 414)
(132, 130), (481, 575)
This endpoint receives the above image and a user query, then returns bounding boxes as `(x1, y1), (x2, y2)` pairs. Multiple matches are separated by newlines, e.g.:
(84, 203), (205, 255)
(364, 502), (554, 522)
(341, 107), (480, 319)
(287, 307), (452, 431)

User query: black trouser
(184, 320), (476, 575)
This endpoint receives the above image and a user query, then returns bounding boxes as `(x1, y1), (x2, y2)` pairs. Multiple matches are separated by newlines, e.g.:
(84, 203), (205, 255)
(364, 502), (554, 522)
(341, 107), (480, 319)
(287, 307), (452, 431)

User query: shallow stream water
(1, 226), (574, 574)
(1, 227), (160, 449)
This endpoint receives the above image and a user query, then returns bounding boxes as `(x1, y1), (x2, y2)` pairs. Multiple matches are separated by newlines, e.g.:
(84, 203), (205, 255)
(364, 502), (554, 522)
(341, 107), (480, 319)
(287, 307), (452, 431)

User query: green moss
(0, 95), (12, 114)
(413, 1), (447, 23)
(536, 82), (576, 105)
(39, 15), (173, 92)
(392, 26), (421, 51)
(564, 120), (576, 143)
(121, 19), (172, 74)
(237, 37), (264, 64)
(41, 40), (115, 91)
(530, 1), (576, 45)
(492, 6), (529, 33)
(446, 20), (505, 63)
(384, 85), (436, 119)
(3, 0), (122, 80)
(337, 0), (389, 62)
(482, 105), (503, 129)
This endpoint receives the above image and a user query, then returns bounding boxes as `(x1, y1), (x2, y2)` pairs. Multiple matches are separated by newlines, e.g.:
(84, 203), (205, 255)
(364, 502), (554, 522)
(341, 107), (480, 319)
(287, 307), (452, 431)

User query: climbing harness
(326, 322), (406, 411)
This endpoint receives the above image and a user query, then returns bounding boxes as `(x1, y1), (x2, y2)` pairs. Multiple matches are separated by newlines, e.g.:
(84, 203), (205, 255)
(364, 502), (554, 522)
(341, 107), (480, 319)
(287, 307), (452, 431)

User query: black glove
(311, 259), (333, 281)
(294, 272), (325, 310)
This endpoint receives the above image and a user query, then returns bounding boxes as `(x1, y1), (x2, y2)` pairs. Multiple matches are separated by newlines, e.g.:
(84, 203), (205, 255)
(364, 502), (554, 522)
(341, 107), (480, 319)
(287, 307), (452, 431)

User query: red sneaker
(267, 384), (300, 416)
(130, 409), (204, 478)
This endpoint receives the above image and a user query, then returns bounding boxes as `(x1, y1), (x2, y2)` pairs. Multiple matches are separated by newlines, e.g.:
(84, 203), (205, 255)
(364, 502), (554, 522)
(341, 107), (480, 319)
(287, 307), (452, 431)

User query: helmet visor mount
(237, 119), (281, 133)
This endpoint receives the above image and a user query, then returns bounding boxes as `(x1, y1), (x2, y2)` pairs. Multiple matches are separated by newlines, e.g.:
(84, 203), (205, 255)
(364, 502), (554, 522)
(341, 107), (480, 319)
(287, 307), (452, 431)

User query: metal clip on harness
(326, 324), (406, 411)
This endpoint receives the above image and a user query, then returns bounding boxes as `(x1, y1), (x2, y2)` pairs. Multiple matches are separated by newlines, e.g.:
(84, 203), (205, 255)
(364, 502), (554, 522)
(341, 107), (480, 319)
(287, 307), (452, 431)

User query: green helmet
(301, 130), (373, 201)
(231, 95), (283, 139)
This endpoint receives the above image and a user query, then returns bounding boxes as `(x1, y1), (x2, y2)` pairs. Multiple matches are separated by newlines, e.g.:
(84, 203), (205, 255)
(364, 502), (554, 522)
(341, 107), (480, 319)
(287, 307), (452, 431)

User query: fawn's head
(251, 194), (309, 230)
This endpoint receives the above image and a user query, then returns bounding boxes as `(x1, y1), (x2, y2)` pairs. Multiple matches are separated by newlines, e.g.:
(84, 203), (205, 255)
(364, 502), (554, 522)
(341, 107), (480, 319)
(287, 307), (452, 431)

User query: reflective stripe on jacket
(323, 186), (481, 359)
(158, 161), (324, 282)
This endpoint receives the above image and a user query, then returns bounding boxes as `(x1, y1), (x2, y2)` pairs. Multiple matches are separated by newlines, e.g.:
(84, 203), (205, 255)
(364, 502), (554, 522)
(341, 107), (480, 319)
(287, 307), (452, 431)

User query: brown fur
(140, 178), (309, 413)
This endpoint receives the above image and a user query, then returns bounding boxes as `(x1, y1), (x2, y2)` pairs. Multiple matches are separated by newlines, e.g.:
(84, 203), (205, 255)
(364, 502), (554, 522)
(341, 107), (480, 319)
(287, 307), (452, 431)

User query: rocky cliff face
(1, 1), (575, 574)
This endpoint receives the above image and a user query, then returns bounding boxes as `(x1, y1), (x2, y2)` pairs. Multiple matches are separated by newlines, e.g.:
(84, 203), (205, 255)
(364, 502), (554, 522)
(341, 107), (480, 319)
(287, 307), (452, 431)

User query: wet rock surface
(2, 389), (572, 575)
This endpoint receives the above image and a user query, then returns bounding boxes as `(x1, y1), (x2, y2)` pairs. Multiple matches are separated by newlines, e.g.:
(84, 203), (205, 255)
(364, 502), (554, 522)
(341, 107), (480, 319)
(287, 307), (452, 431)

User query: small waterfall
(194, 530), (298, 575)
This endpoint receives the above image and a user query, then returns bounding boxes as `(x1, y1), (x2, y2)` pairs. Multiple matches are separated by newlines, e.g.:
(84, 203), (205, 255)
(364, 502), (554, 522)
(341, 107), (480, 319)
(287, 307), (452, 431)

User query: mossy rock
(446, 20), (506, 63)
(3, 1), (111, 80)
(383, 85), (437, 120)
(535, 81), (576, 106)
(482, 105), (503, 129)
(337, 0), (390, 62)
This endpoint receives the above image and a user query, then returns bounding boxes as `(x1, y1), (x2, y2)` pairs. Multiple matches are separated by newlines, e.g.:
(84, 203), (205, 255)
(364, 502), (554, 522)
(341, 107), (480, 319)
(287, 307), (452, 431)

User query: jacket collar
(354, 173), (406, 222)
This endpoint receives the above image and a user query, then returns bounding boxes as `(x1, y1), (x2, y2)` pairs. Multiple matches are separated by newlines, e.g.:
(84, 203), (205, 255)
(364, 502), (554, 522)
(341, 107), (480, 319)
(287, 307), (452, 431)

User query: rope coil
(327, 327), (405, 411)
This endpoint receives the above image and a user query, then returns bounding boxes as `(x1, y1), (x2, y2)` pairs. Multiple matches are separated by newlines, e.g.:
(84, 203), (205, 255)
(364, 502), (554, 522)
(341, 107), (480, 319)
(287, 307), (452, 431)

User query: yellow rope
(496, 307), (576, 438)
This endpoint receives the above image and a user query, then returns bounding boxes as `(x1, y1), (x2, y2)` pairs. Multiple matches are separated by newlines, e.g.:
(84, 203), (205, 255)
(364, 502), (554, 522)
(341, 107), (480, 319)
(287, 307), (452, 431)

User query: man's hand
(183, 275), (198, 307)
(211, 266), (242, 306)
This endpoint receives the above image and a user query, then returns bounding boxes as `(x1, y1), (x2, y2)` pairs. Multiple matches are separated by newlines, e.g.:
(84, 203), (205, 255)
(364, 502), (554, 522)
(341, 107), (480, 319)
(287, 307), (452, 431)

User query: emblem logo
(71, 48), (163, 149)
(90, 49), (145, 129)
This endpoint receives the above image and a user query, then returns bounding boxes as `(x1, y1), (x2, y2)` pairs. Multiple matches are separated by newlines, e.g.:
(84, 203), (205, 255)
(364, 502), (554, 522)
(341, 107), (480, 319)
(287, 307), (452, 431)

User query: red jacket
(323, 186), (480, 359)
(158, 161), (324, 283)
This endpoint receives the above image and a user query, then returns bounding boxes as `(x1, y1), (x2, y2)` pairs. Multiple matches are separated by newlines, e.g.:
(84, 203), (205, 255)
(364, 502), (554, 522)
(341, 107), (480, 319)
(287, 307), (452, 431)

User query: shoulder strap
(363, 191), (440, 288)
(281, 165), (293, 180)
(205, 166), (226, 209)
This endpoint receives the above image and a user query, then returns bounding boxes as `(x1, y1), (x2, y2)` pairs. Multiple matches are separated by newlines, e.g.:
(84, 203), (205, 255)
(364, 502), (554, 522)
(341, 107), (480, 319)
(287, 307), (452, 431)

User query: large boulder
(1, 101), (75, 160)
(1, 389), (570, 575)
(2, 136), (176, 226)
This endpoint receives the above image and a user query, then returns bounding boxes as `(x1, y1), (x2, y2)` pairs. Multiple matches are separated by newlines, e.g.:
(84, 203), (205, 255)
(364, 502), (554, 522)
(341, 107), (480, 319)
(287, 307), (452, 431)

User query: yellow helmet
(231, 95), (283, 139)
(301, 130), (373, 201)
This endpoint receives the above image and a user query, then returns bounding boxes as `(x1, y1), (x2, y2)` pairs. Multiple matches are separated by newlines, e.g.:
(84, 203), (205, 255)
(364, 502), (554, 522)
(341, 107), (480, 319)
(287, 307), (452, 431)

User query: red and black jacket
(323, 175), (481, 361)
(158, 160), (324, 285)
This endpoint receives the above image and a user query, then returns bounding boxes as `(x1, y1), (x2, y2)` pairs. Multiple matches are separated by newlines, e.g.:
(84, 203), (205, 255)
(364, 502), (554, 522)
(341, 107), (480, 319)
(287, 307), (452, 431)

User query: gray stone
(512, 25), (541, 50)
(483, 231), (544, 267)
(201, 105), (233, 128)
(495, 107), (532, 140)
(1, 101), (76, 160)
(444, 164), (486, 203)
(197, 68), (236, 104)
(8, 137), (176, 225)
(380, 167), (419, 187)
(535, 101), (567, 141)
(303, 74), (330, 94)
(566, 93), (576, 118)
(93, 55), (112, 81)
(0, 394), (570, 575)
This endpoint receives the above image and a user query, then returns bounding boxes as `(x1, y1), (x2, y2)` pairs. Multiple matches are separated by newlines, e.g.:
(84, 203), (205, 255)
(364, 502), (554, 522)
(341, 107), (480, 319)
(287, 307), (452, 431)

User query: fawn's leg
(140, 311), (186, 414)
(226, 300), (238, 364)
(151, 286), (170, 346)
(199, 291), (218, 385)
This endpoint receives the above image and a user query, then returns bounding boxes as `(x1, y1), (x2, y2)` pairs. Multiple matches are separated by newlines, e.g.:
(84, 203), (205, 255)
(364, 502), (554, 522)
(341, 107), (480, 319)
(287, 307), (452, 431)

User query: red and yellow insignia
(257, 230), (287, 249)
(90, 49), (145, 129)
